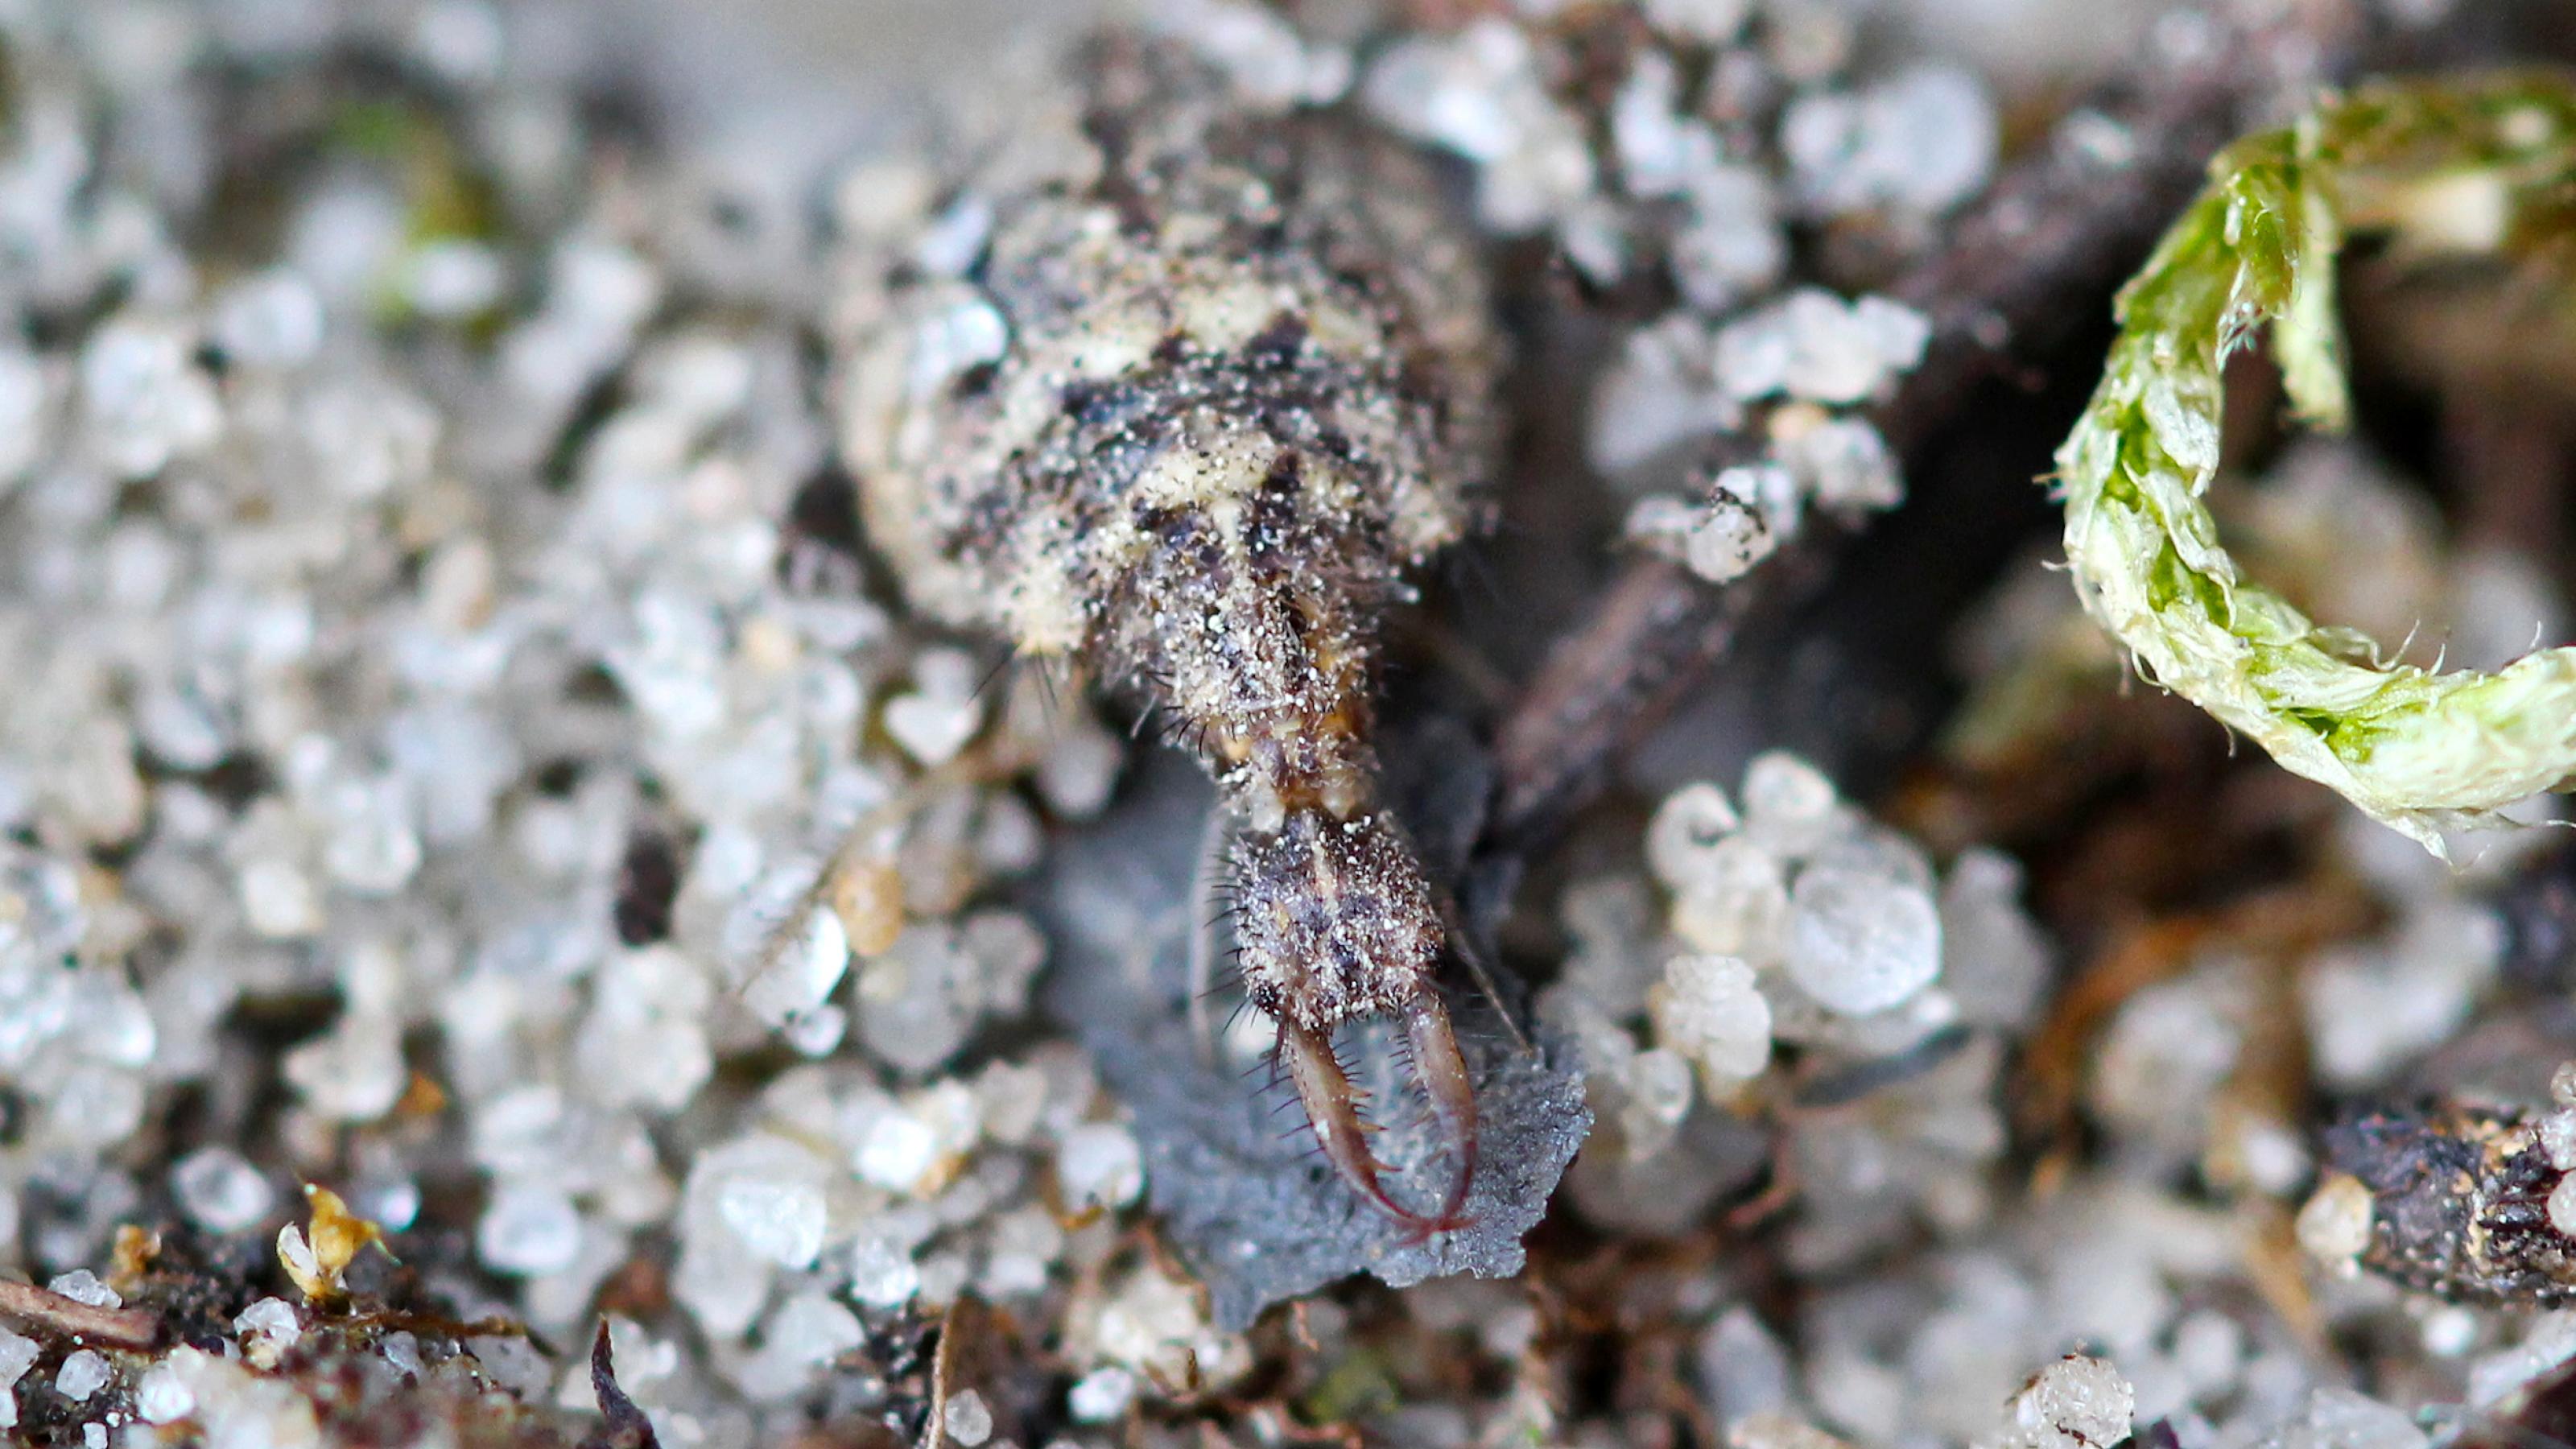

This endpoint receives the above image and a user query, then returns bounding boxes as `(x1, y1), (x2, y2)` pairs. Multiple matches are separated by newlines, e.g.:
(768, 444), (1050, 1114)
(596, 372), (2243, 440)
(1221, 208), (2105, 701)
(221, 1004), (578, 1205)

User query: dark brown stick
(1480, 10), (2361, 855)
(0, 1278), (159, 1350)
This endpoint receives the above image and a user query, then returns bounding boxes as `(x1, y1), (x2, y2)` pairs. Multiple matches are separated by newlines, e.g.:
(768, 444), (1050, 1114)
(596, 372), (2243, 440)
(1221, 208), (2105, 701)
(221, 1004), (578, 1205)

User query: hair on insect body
(833, 27), (1505, 1236)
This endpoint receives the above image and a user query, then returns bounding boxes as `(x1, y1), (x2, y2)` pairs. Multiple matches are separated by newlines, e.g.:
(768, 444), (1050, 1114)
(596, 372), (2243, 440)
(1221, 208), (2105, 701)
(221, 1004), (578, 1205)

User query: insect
(2321, 1098), (2576, 1307)
(833, 28), (1503, 1236)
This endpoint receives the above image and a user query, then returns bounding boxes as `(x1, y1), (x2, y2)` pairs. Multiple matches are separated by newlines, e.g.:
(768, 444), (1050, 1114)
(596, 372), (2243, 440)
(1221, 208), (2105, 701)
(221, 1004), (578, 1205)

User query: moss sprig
(2056, 71), (2576, 855)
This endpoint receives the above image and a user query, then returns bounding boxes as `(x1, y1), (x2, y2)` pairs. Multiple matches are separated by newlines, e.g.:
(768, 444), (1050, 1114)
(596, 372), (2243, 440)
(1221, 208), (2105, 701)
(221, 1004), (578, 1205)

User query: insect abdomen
(840, 32), (1495, 790)
(2325, 1100), (2576, 1305)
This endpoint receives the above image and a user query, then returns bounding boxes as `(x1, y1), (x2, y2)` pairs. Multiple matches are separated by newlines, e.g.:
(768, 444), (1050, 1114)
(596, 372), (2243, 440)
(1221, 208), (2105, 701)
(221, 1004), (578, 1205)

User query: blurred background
(740, 0), (2166, 70)
(726, 0), (1088, 80)
(660, 0), (2165, 107)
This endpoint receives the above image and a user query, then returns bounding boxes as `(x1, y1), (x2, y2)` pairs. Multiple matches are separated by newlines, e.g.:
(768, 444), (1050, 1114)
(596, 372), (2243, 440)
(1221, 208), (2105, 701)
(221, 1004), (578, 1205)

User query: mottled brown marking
(2325, 1100), (2576, 1305)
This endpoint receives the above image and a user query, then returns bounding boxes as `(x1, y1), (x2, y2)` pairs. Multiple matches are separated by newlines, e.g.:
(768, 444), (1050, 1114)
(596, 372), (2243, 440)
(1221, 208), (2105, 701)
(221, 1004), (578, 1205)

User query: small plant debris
(2054, 72), (2576, 854)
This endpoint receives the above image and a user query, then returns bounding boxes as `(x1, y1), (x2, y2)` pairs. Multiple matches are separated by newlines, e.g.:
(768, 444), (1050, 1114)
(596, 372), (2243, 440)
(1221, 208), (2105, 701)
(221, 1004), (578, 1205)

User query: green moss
(1300, 1349), (1403, 1424)
(2052, 72), (2576, 854)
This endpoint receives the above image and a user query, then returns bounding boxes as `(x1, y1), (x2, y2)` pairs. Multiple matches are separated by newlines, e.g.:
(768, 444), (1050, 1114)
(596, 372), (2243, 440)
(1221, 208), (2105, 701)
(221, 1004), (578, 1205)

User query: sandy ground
(720, 0), (2157, 86)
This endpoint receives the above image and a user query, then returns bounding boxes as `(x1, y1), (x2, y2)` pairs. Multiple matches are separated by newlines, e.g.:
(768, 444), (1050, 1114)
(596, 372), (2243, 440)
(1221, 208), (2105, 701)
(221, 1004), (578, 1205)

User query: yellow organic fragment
(279, 1183), (390, 1302)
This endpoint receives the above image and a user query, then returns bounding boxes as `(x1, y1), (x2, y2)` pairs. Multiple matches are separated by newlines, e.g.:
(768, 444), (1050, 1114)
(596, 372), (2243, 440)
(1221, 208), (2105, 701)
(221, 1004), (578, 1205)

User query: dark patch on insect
(1057, 378), (1117, 423)
(2322, 1098), (2576, 1305)
(1245, 309), (1310, 366)
(1244, 456), (1305, 556)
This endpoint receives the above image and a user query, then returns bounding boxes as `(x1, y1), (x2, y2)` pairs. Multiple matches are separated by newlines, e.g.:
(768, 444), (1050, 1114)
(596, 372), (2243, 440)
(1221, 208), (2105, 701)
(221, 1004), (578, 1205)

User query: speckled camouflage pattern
(834, 27), (1500, 1231)
(2326, 1100), (2576, 1306)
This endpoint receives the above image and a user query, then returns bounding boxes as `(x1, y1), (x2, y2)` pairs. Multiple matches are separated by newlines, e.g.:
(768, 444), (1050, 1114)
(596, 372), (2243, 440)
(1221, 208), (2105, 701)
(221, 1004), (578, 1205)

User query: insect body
(834, 30), (1500, 1234)
(2323, 1099), (2576, 1306)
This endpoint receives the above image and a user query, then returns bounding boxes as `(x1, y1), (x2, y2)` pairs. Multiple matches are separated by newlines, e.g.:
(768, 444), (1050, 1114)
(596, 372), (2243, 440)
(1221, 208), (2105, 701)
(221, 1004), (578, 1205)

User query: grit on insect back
(833, 28), (1504, 1236)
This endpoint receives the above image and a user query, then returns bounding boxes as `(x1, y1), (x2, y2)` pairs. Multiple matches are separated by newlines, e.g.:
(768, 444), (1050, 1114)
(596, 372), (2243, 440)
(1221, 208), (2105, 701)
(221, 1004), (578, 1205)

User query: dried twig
(1480, 10), (2362, 857)
(0, 1278), (160, 1350)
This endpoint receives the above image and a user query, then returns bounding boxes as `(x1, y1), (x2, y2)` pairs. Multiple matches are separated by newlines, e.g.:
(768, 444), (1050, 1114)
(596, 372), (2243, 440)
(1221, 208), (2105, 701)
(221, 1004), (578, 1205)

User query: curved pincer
(1402, 993), (1478, 1229)
(1279, 1005), (1479, 1241)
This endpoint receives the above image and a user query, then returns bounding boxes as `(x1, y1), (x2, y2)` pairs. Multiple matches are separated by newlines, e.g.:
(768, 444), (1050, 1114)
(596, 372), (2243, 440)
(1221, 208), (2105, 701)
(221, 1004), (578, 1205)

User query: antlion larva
(831, 28), (1501, 1235)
